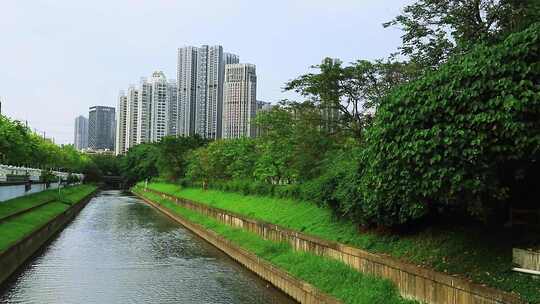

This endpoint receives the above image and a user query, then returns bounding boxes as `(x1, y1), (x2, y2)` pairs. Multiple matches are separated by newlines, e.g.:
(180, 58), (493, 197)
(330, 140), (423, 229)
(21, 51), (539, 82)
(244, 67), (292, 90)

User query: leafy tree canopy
(385, 0), (540, 69)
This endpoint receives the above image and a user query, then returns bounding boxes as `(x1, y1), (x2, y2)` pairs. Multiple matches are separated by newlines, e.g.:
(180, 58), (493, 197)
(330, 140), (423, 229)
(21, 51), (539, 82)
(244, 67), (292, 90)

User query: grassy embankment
(133, 186), (414, 304)
(0, 185), (96, 251)
(144, 182), (539, 303)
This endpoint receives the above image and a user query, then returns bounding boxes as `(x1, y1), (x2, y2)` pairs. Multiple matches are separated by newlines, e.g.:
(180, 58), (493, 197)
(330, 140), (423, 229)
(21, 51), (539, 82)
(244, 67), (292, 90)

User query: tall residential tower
(177, 46), (199, 137)
(149, 71), (169, 143)
(88, 106), (116, 151)
(115, 92), (128, 155)
(73, 115), (88, 150)
(222, 63), (257, 138)
(177, 45), (239, 138)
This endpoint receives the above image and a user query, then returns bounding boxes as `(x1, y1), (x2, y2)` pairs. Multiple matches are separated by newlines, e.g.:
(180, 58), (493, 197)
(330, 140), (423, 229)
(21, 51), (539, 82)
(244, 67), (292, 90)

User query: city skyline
(1, 0), (411, 144)
(113, 44), (258, 154)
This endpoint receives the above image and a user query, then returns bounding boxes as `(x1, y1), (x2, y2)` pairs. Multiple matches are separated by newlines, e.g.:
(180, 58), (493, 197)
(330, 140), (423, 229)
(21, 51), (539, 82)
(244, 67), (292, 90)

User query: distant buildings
(73, 115), (88, 150)
(115, 92), (128, 155)
(149, 71), (170, 143)
(126, 86), (139, 149)
(177, 46), (199, 137)
(115, 72), (177, 155)
(257, 100), (272, 112)
(112, 45), (262, 155)
(136, 79), (153, 144)
(88, 106), (115, 151)
(167, 80), (178, 136)
(223, 64), (257, 138)
(177, 45), (240, 138)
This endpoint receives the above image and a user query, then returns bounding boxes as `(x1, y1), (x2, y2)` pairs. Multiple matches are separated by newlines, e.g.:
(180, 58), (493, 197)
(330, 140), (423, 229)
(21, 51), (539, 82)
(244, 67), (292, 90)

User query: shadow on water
(0, 190), (296, 304)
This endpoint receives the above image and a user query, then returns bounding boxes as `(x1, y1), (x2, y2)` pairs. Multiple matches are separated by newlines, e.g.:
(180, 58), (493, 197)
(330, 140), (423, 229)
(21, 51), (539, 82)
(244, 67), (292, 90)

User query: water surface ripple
(0, 190), (295, 304)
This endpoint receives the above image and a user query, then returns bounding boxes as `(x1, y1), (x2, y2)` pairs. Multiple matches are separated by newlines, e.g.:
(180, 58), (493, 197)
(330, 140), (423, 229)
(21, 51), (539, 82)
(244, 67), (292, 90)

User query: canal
(0, 190), (296, 304)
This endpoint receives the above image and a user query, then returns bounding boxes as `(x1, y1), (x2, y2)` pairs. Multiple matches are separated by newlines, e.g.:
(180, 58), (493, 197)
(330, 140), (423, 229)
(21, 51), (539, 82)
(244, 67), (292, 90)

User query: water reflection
(0, 190), (295, 304)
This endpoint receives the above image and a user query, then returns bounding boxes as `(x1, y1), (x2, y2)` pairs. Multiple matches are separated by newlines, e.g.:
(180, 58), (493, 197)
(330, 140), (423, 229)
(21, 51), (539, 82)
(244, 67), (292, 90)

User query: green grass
(0, 185), (95, 219)
(134, 187), (415, 304)
(0, 185), (96, 251)
(144, 182), (540, 303)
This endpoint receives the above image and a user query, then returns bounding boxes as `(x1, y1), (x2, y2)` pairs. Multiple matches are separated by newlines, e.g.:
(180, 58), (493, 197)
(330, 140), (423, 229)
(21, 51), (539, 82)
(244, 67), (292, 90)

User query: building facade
(222, 63), (257, 139)
(207, 49), (239, 139)
(177, 45), (239, 138)
(177, 46), (199, 137)
(149, 71), (169, 143)
(73, 115), (88, 150)
(88, 106), (115, 151)
(115, 92), (128, 155)
(115, 72), (177, 155)
(126, 86), (139, 149)
(167, 80), (178, 136)
(136, 79), (152, 144)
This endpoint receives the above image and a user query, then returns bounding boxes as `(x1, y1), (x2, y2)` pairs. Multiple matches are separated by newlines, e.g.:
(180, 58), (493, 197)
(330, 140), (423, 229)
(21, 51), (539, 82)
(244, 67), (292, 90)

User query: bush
(359, 24), (540, 226)
(298, 145), (363, 218)
(274, 184), (300, 199)
(66, 174), (80, 185)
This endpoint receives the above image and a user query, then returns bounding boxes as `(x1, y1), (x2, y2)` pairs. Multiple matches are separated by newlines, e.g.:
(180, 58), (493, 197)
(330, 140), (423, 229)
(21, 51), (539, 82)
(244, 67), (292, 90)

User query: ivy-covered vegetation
(358, 22), (540, 226)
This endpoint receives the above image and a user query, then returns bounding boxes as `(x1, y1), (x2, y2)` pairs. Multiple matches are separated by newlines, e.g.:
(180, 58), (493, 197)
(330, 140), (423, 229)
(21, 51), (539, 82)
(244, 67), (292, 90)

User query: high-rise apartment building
(115, 72), (176, 154)
(126, 86), (139, 149)
(177, 46), (199, 137)
(113, 45), (249, 153)
(206, 49), (239, 139)
(168, 80), (178, 136)
(195, 46), (209, 137)
(88, 106), (116, 150)
(222, 63), (257, 139)
(177, 45), (239, 138)
(73, 115), (88, 150)
(149, 71), (169, 143)
(136, 79), (152, 144)
(115, 92), (128, 155)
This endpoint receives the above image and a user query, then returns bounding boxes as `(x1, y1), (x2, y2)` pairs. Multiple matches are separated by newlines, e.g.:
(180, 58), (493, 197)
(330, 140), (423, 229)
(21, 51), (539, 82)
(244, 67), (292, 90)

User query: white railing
(0, 164), (84, 183)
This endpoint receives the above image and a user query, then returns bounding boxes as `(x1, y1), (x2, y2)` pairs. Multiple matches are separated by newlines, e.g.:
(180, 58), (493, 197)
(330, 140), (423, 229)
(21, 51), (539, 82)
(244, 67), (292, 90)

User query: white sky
(0, 0), (412, 144)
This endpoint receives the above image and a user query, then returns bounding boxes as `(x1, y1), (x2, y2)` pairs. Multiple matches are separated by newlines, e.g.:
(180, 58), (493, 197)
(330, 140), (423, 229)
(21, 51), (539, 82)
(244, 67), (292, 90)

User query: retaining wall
(135, 192), (342, 304)
(513, 248), (540, 271)
(0, 190), (96, 285)
(143, 187), (525, 304)
(0, 182), (64, 202)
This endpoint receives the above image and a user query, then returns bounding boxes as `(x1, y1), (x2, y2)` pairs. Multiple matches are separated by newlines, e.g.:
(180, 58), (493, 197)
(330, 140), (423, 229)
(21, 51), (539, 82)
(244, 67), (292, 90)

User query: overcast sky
(1, 0), (411, 144)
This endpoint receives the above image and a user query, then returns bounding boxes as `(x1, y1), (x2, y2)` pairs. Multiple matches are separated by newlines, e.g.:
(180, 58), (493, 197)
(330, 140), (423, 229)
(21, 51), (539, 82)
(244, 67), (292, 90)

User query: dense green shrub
(66, 173), (80, 184)
(298, 143), (363, 217)
(359, 24), (540, 226)
(186, 138), (257, 185)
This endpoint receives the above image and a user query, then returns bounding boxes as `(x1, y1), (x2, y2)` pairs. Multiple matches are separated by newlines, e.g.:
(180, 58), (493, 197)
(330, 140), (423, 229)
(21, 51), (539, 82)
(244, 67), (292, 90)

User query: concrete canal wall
(142, 188), (525, 304)
(513, 248), (540, 271)
(0, 190), (96, 285)
(135, 192), (342, 304)
(0, 182), (65, 203)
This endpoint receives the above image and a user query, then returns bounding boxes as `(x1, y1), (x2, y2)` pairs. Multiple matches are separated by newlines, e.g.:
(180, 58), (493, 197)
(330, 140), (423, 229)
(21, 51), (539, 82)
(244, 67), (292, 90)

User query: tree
(120, 144), (159, 185)
(156, 135), (208, 181)
(384, 0), (540, 69)
(285, 58), (414, 139)
(254, 106), (300, 184)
